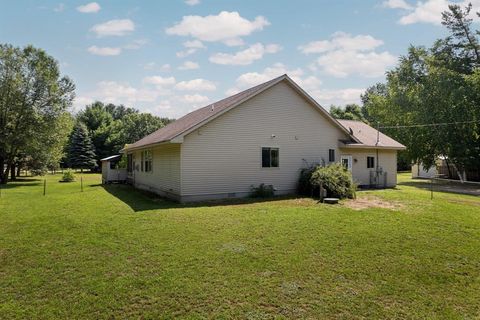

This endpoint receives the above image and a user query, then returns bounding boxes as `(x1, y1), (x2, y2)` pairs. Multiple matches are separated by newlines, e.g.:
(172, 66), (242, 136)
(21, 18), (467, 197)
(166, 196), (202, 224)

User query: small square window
(262, 147), (279, 168)
(367, 156), (375, 169)
(329, 149), (335, 162)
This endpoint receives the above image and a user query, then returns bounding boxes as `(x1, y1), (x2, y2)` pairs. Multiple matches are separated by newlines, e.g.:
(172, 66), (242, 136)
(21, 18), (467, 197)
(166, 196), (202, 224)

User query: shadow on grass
(102, 184), (297, 212)
(0, 177), (43, 189)
(398, 179), (480, 196)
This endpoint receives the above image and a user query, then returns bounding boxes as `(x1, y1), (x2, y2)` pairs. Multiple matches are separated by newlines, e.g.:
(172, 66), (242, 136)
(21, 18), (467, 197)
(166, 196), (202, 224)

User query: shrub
(61, 169), (76, 182)
(310, 163), (356, 199)
(250, 183), (275, 198)
(297, 164), (318, 196)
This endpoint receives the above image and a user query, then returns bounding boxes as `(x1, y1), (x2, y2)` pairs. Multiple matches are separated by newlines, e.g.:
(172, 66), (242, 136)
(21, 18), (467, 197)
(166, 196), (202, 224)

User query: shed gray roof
(100, 154), (122, 161)
(337, 120), (406, 150)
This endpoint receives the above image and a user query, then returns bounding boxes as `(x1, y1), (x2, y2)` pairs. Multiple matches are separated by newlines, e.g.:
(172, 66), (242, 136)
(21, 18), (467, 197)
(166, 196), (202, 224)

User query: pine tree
(67, 122), (97, 171)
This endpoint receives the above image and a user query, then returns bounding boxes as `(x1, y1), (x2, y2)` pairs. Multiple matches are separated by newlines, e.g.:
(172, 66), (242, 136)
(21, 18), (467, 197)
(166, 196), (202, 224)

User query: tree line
(0, 44), (172, 184)
(329, 3), (480, 175)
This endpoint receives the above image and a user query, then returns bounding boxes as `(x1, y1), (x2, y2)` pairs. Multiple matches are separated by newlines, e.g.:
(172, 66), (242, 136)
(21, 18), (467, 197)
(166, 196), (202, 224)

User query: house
(122, 74), (405, 202)
(100, 155), (127, 184)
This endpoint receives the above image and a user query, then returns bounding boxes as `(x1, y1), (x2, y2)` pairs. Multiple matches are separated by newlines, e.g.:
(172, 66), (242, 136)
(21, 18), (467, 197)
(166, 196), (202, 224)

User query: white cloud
(299, 32), (383, 54)
(87, 46), (122, 56)
(124, 39), (148, 50)
(76, 2), (101, 13)
(317, 50), (396, 78)
(185, 0), (200, 5)
(91, 19), (135, 37)
(165, 11), (270, 46)
(181, 94), (210, 105)
(160, 64), (172, 72)
(175, 79), (216, 91)
(178, 61), (200, 70)
(176, 48), (197, 58)
(209, 43), (281, 65)
(84, 81), (161, 105)
(183, 40), (205, 48)
(310, 88), (365, 107)
(384, 0), (480, 25)
(143, 76), (176, 87)
(299, 32), (396, 78)
(176, 40), (206, 58)
(382, 0), (412, 10)
(225, 63), (305, 95)
(54, 3), (65, 12)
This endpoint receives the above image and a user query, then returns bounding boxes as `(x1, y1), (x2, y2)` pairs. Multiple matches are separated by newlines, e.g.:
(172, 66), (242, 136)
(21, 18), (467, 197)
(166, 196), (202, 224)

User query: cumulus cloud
(176, 40), (206, 57)
(383, 0), (480, 25)
(87, 46), (122, 56)
(382, 0), (412, 10)
(54, 3), (65, 12)
(91, 19), (135, 37)
(185, 0), (200, 5)
(178, 61), (200, 70)
(165, 11), (270, 46)
(299, 32), (383, 54)
(175, 79), (216, 91)
(77, 2), (101, 13)
(299, 32), (396, 78)
(181, 94), (210, 105)
(209, 43), (281, 65)
(143, 76), (176, 87)
(225, 63), (306, 95)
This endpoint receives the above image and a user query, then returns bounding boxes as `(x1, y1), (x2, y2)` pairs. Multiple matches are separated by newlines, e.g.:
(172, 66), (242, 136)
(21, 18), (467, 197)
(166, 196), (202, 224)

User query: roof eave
(339, 142), (406, 150)
(121, 139), (181, 153)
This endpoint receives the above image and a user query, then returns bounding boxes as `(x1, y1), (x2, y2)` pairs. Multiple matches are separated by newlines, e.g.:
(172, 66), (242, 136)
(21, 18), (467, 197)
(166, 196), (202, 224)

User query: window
(367, 156), (375, 169)
(262, 147), (279, 168)
(142, 149), (153, 172)
(329, 149), (335, 162)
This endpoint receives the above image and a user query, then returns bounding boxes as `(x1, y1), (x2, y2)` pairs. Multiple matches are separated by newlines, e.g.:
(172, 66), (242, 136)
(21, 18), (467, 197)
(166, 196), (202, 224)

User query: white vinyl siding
(131, 143), (181, 197)
(180, 81), (350, 200)
(340, 148), (397, 187)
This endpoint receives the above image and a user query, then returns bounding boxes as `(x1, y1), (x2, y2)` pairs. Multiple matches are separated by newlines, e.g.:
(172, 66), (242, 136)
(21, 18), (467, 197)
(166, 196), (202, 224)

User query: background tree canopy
(330, 3), (480, 174)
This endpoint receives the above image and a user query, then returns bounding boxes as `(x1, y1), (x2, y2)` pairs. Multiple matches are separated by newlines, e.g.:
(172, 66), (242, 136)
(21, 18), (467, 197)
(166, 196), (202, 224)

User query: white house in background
(122, 74), (405, 202)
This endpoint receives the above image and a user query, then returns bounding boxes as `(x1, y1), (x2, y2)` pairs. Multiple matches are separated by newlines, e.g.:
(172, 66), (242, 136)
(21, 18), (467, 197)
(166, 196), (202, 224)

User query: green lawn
(1, 173), (479, 319)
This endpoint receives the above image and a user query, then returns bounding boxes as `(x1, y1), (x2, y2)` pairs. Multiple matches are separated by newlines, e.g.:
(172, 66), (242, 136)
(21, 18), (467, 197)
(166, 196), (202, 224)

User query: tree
(67, 122), (97, 171)
(361, 4), (480, 174)
(76, 101), (172, 165)
(330, 104), (368, 122)
(106, 112), (171, 152)
(0, 44), (75, 183)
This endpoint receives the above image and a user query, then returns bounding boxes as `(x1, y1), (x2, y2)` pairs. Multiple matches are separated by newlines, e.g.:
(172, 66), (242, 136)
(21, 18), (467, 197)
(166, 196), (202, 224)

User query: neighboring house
(122, 74), (405, 202)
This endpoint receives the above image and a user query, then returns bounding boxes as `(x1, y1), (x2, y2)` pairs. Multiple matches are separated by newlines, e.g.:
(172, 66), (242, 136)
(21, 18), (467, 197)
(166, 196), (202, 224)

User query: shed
(100, 155), (127, 184)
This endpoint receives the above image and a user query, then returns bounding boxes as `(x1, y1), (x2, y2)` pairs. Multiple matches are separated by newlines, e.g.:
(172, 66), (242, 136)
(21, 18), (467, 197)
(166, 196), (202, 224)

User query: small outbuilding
(100, 155), (127, 184)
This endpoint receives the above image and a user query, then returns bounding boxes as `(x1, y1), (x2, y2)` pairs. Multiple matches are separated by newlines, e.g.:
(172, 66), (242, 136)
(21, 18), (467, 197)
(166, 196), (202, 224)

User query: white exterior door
(341, 155), (352, 171)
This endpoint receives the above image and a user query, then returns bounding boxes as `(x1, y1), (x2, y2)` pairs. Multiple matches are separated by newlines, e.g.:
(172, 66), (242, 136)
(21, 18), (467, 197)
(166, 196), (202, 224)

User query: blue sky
(1, 0), (477, 118)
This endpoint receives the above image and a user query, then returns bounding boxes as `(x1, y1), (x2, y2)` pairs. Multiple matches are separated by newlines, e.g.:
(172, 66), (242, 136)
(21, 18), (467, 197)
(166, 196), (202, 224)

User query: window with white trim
(262, 147), (279, 168)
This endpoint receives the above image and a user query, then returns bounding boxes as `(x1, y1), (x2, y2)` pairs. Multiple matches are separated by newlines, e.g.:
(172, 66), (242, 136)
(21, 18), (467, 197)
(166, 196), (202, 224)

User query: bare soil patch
(344, 196), (404, 211)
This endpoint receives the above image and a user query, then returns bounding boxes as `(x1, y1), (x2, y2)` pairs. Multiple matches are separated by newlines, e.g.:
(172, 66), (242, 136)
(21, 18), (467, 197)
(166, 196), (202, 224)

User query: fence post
(43, 179), (46, 196)
(81, 177), (83, 192)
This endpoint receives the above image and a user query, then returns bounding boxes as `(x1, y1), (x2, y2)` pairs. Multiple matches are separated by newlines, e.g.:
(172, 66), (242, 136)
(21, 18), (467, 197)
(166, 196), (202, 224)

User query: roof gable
(125, 74), (358, 151)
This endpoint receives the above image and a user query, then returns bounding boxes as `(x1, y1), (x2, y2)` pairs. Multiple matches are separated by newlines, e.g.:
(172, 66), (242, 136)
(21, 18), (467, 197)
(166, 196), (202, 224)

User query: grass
(0, 173), (479, 319)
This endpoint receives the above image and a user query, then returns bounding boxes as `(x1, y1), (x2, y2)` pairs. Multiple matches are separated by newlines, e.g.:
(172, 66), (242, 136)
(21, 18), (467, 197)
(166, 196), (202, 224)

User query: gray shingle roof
(337, 120), (406, 149)
(125, 75), (285, 150)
